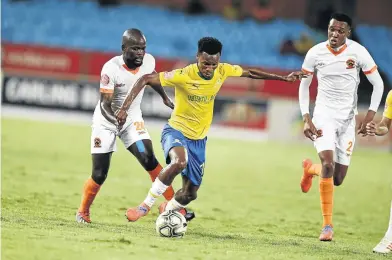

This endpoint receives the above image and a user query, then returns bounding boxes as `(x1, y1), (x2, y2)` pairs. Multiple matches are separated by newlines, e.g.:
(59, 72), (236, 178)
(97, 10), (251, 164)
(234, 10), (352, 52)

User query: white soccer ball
(155, 210), (187, 238)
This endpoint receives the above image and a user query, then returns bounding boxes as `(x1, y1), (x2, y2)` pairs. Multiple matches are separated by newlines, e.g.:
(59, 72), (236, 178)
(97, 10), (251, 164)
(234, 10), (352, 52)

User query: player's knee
(170, 157), (187, 173)
(333, 176), (343, 186)
(139, 153), (157, 171)
(321, 161), (334, 177)
(333, 173), (346, 186)
(183, 191), (197, 203)
(91, 168), (108, 185)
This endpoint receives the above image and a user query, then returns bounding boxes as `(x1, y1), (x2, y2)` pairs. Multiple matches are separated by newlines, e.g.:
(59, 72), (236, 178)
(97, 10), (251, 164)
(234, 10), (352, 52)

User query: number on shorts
(346, 141), (353, 153)
(200, 163), (205, 177)
(133, 122), (145, 131)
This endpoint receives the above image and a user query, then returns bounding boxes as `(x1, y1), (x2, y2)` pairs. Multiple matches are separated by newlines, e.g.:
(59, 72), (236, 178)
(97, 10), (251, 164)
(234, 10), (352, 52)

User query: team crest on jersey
(346, 59), (356, 69)
(164, 70), (175, 80)
(94, 137), (101, 148)
(101, 74), (110, 86)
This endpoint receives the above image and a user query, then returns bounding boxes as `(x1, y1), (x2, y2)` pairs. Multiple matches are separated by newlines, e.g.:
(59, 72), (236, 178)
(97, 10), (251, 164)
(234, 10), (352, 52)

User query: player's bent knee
(321, 161), (334, 177)
(333, 177), (344, 186)
(139, 153), (158, 171)
(91, 168), (108, 185)
(170, 158), (187, 173)
(183, 191), (197, 203)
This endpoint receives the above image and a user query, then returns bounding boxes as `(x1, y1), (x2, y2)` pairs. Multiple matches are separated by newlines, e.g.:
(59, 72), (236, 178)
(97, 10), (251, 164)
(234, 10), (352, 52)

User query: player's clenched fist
(115, 108), (128, 126)
(303, 115), (322, 141)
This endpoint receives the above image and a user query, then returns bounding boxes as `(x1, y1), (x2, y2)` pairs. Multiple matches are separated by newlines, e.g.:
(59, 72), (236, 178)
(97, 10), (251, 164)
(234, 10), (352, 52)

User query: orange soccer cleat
(300, 159), (315, 193)
(319, 225), (334, 241)
(125, 203), (150, 222)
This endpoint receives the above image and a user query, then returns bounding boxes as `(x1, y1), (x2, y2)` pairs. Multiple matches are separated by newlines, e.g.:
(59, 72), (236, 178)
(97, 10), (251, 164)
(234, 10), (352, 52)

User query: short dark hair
(198, 37), (222, 55)
(330, 13), (352, 28)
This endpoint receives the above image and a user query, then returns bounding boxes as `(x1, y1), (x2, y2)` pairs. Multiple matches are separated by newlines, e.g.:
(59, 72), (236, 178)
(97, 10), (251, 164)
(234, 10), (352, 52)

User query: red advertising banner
(2, 42), (81, 76)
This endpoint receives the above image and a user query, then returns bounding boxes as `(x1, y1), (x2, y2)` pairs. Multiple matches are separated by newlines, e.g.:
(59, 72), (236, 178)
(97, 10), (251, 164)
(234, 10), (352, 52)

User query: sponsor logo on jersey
(114, 83), (125, 88)
(188, 94), (216, 104)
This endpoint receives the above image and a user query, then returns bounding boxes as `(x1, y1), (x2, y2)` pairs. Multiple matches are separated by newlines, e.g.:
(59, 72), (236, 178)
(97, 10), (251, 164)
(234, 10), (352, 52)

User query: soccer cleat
(373, 237), (392, 254)
(319, 225), (334, 241)
(125, 203), (150, 222)
(300, 159), (314, 193)
(76, 212), (91, 224)
(159, 201), (196, 222)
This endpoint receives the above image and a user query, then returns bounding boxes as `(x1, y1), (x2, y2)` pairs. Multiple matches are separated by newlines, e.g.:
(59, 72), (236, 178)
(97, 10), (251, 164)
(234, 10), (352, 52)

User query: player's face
(123, 37), (146, 67)
(328, 19), (350, 48)
(197, 52), (220, 79)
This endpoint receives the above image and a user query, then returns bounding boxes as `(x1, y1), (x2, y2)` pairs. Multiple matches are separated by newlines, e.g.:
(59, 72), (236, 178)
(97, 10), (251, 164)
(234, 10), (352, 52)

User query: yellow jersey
(159, 63), (243, 139)
(384, 90), (392, 119)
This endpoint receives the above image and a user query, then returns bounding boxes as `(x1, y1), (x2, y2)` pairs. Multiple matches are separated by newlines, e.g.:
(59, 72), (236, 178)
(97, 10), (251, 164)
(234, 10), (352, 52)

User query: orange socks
(309, 164), (322, 175)
(78, 177), (101, 213)
(148, 164), (174, 201)
(319, 177), (334, 227)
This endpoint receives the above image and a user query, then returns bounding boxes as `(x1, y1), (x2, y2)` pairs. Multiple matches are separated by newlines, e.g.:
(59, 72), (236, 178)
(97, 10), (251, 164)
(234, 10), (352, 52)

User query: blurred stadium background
(1, 0), (392, 259)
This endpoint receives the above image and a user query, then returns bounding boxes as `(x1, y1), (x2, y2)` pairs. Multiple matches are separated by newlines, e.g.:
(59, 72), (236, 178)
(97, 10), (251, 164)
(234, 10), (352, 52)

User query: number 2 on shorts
(346, 141), (353, 153)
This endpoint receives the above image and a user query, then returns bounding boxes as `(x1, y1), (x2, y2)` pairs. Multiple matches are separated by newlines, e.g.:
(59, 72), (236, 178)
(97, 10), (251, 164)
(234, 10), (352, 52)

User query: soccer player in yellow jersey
(366, 90), (392, 254)
(116, 37), (304, 222)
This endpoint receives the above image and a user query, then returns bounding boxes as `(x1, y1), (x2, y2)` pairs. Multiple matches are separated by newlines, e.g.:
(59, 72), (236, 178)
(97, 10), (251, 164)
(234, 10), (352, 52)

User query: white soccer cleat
(373, 237), (392, 254)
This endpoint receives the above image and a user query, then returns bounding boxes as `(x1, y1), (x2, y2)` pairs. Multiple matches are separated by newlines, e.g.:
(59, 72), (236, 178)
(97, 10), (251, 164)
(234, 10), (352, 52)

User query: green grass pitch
(1, 118), (391, 260)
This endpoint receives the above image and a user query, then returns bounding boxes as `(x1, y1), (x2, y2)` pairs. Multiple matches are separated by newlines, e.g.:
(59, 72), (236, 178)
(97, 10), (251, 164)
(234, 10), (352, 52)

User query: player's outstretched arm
(240, 67), (306, 82)
(116, 73), (173, 125)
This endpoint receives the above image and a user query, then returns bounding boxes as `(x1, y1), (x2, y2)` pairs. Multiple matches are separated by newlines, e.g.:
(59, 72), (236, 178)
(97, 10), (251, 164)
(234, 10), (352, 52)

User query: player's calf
(175, 190), (197, 206)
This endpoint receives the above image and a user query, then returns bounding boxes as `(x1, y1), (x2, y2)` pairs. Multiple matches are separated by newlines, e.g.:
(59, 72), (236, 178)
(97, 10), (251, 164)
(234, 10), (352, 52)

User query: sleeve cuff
(363, 65), (377, 75)
(301, 68), (314, 75)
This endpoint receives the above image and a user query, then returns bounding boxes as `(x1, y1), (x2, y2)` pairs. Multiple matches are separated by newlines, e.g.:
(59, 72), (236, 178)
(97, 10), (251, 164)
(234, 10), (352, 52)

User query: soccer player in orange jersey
(76, 29), (180, 223)
(298, 13), (384, 241)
